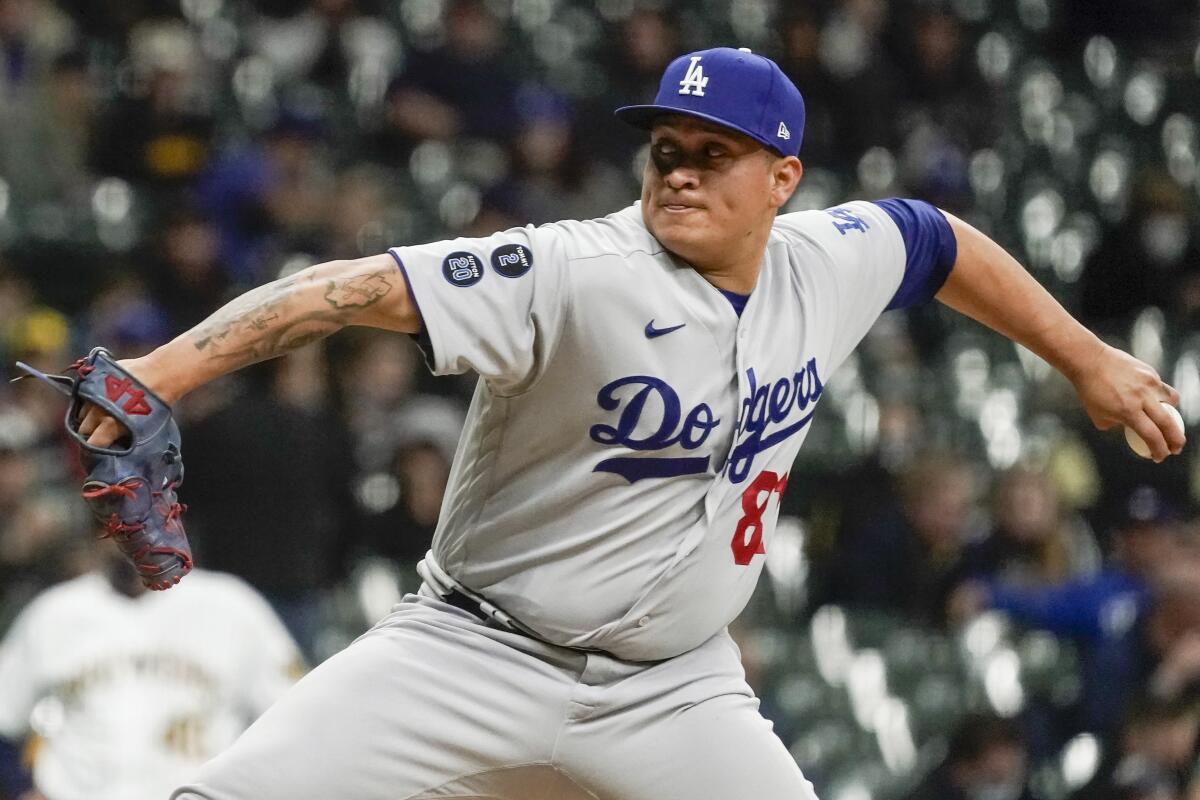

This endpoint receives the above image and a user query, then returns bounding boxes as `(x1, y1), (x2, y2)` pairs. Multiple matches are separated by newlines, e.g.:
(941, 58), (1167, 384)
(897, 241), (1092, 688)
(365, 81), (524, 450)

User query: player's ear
(768, 156), (803, 209)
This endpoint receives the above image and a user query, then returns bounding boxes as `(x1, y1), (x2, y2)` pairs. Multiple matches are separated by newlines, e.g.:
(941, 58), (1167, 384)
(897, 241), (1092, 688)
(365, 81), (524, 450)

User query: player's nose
(662, 166), (699, 190)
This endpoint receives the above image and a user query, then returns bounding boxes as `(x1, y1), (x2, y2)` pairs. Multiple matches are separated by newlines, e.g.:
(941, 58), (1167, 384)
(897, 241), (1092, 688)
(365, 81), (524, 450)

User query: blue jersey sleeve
(871, 198), (957, 310)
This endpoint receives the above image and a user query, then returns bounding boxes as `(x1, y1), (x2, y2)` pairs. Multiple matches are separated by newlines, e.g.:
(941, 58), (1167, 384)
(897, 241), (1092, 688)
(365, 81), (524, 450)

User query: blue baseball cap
(615, 47), (805, 157)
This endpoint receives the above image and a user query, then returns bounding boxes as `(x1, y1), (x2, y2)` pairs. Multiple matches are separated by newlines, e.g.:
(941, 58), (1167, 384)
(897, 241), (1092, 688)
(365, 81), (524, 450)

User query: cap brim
(614, 104), (783, 155)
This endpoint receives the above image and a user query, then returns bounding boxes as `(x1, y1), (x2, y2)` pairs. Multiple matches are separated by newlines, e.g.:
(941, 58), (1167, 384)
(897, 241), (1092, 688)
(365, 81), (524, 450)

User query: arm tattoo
(189, 268), (396, 366)
(324, 272), (392, 309)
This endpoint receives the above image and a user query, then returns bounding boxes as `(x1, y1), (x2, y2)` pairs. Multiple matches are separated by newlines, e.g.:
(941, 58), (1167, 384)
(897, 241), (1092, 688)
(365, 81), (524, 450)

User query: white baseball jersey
(389, 199), (953, 661)
(0, 570), (302, 800)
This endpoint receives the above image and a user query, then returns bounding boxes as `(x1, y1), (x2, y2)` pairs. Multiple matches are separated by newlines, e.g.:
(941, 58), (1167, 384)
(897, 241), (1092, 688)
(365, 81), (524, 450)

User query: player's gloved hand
(75, 354), (162, 448)
(1069, 342), (1185, 462)
(13, 347), (193, 590)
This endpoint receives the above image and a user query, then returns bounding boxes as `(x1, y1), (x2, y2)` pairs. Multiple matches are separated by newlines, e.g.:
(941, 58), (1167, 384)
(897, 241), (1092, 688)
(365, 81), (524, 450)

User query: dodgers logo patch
(490, 243), (533, 278)
(442, 252), (484, 287)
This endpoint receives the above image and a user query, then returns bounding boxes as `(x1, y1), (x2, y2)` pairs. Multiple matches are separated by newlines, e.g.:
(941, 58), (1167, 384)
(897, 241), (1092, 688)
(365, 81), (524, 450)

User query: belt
(442, 587), (493, 623)
(435, 585), (618, 659)
(439, 586), (534, 638)
(417, 554), (532, 637)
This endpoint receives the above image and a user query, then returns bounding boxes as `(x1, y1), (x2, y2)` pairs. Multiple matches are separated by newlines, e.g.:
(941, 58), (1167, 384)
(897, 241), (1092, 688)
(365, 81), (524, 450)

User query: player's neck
(695, 263), (758, 294)
(687, 230), (770, 295)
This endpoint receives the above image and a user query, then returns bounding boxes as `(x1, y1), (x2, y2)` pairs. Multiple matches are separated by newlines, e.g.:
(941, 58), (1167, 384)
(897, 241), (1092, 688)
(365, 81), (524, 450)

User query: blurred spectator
(0, 270), (47, 370)
(0, 541), (302, 800)
(180, 347), (356, 660)
(1144, 583), (1200, 704)
(801, 397), (926, 587)
(250, 0), (400, 91)
(587, 8), (679, 164)
(0, 48), (94, 210)
(83, 276), (171, 358)
(778, 9), (839, 168)
(891, 7), (987, 209)
(820, 453), (979, 624)
(958, 467), (1102, 589)
(951, 487), (1189, 736)
(603, 8), (677, 108)
(0, 0), (75, 102)
(196, 108), (334, 284)
(0, 489), (91, 628)
(355, 395), (463, 570)
(141, 205), (231, 330)
(1074, 697), (1199, 800)
(1079, 173), (1200, 335)
(333, 329), (420, 469)
(324, 162), (398, 260)
(905, 713), (1034, 800)
(2, 298), (78, 504)
(498, 85), (630, 226)
(381, 0), (517, 153)
(816, 0), (902, 169)
(89, 20), (214, 190)
(0, 408), (38, 520)
(463, 187), (524, 239)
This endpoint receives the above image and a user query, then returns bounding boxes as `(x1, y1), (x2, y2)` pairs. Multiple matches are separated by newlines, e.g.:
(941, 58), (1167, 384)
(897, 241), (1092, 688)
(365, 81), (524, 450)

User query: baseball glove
(14, 347), (192, 590)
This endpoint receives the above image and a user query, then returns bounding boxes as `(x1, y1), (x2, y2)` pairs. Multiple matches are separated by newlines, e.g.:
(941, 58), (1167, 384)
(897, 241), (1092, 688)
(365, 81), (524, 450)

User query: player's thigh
(172, 601), (577, 800)
(588, 690), (816, 800)
(559, 633), (817, 800)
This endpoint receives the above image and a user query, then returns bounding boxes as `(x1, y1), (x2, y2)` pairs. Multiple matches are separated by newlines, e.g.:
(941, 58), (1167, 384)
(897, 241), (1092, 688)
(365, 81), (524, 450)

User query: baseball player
(71, 48), (1184, 799)
(0, 545), (303, 800)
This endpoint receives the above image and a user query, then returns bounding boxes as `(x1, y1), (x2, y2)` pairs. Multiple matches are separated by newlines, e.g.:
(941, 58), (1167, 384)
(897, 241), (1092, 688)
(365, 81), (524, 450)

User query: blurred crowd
(0, 0), (1198, 799)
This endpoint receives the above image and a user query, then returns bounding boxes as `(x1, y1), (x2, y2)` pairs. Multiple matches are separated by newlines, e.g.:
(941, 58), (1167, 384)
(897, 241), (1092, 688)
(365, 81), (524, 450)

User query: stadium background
(0, 0), (1198, 798)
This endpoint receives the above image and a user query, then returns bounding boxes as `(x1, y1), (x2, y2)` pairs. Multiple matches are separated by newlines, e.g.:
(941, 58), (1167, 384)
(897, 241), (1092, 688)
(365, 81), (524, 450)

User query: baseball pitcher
(41, 48), (1184, 799)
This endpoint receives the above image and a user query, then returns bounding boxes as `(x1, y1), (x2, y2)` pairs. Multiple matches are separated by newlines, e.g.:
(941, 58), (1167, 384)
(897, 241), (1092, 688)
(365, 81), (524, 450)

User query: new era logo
(777, 122), (790, 140)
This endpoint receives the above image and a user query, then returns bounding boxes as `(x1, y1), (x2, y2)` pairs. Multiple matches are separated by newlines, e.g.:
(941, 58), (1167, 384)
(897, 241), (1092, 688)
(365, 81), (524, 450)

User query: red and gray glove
(15, 347), (192, 589)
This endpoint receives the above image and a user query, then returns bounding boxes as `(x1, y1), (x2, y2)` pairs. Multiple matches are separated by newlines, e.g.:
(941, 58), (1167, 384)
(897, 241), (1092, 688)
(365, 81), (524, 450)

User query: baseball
(1125, 402), (1185, 458)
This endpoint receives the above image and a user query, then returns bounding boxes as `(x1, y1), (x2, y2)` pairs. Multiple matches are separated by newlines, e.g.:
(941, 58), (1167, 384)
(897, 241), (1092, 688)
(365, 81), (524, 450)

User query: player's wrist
(124, 346), (196, 406)
(1043, 325), (1106, 387)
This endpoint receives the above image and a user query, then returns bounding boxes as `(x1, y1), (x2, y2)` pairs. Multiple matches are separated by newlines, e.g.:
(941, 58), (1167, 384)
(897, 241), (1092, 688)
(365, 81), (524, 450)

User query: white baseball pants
(172, 592), (818, 800)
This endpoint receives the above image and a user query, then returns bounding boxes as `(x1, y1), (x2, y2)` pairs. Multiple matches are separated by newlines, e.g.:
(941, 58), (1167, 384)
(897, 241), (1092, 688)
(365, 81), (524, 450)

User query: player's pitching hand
(1070, 343), (1185, 462)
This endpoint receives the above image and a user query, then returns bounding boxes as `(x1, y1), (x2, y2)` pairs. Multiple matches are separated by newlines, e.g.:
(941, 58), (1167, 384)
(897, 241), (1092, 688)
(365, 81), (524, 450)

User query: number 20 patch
(442, 252), (484, 287)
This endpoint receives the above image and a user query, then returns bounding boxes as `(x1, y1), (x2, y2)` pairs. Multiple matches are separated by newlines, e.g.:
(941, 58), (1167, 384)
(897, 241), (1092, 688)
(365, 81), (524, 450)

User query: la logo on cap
(678, 56), (708, 96)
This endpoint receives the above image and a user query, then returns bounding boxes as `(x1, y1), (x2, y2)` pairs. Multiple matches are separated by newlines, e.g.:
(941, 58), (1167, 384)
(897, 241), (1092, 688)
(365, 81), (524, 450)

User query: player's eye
(705, 145), (726, 160)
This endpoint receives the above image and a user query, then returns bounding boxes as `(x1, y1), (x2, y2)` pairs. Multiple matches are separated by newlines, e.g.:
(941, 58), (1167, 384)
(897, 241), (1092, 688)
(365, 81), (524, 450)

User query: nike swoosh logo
(645, 320), (686, 338)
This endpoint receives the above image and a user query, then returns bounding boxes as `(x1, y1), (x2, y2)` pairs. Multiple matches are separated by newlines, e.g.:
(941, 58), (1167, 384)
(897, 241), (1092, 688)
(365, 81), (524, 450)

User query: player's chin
(650, 207), (707, 243)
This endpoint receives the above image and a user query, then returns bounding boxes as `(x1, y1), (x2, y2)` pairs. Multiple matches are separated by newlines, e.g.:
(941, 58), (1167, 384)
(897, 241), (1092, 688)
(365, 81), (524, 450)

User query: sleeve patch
(490, 244), (534, 278)
(442, 252), (485, 287)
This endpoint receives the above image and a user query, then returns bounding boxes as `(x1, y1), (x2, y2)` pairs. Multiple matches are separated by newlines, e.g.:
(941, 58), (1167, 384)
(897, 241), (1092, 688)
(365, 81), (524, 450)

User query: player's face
(641, 116), (801, 275)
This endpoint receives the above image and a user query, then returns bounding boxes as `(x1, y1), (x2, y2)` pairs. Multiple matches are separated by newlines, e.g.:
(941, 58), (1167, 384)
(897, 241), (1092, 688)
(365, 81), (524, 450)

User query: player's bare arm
(78, 253), (418, 446)
(936, 212), (1185, 462)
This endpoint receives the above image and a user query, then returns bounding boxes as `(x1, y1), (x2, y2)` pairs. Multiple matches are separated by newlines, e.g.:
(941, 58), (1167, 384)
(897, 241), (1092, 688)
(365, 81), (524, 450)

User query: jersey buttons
(637, 616), (651, 627)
